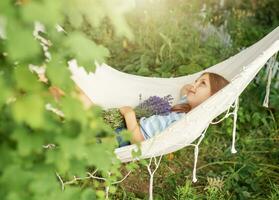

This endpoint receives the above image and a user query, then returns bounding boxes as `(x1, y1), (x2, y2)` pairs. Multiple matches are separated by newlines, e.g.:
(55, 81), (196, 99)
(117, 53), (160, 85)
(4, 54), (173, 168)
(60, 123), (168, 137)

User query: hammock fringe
(231, 97), (239, 154)
(192, 126), (208, 182)
(263, 53), (278, 108)
(147, 155), (163, 200)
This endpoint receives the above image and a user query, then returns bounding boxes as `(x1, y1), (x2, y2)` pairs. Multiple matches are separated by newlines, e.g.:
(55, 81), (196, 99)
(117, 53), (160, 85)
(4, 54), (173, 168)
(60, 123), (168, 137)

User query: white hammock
(69, 26), (279, 165)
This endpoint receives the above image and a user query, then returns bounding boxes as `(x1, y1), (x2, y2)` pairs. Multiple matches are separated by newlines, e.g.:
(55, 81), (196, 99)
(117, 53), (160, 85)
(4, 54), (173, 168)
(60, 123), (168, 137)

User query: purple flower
(134, 94), (174, 118)
(102, 94), (174, 129)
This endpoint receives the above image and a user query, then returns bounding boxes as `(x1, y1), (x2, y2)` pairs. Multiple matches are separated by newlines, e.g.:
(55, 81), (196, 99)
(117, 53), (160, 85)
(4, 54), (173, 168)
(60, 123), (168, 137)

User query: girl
(118, 72), (229, 145)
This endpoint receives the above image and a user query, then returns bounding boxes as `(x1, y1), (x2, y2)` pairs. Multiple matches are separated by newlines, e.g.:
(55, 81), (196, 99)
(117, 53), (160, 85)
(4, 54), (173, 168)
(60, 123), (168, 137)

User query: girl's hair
(171, 72), (230, 113)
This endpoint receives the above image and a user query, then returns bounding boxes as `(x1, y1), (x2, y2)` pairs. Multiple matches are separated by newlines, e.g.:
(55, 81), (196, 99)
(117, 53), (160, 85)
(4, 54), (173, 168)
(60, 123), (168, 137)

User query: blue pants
(114, 127), (131, 147)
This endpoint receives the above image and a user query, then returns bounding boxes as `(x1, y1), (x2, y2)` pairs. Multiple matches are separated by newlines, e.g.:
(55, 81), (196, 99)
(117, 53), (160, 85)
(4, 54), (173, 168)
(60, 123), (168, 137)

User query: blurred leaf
(137, 67), (150, 76)
(123, 64), (136, 73)
(49, 187), (81, 200)
(60, 96), (86, 125)
(21, 0), (63, 27)
(0, 165), (32, 191)
(64, 32), (110, 72)
(0, 144), (17, 171)
(159, 32), (172, 50)
(0, 76), (12, 107)
(14, 66), (42, 92)
(46, 56), (74, 92)
(6, 22), (41, 62)
(86, 143), (113, 172)
(178, 63), (202, 75)
(11, 128), (44, 156)
(96, 190), (105, 199)
(11, 94), (45, 128)
(56, 135), (86, 160)
(106, 0), (135, 40)
(46, 150), (70, 173)
(65, 0), (105, 29)
(65, 2), (84, 29)
(0, 0), (15, 18)
(28, 165), (60, 195)
(81, 188), (97, 200)
(161, 71), (172, 78)
(68, 158), (87, 177)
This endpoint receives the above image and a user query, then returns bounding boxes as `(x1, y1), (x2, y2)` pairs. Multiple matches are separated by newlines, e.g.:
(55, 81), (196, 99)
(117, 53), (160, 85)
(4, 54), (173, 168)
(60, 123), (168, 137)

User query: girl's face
(187, 74), (211, 109)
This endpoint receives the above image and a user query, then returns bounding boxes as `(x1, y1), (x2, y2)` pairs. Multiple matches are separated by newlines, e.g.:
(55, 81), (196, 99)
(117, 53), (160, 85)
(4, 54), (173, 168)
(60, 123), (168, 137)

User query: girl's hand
(119, 106), (134, 116)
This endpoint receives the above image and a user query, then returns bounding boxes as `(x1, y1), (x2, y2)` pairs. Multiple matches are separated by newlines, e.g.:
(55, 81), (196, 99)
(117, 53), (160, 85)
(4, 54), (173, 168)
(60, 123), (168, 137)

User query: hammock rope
(263, 53), (278, 107)
(231, 97), (239, 154)
(210, 96), (239, 154)
(191, 125), (208, 182)
(147, 155), (163, 200)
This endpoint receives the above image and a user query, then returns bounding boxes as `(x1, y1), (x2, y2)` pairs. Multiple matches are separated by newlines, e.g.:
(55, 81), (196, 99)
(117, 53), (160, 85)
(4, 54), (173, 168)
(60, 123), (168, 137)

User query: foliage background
(0, 0), (279, 199)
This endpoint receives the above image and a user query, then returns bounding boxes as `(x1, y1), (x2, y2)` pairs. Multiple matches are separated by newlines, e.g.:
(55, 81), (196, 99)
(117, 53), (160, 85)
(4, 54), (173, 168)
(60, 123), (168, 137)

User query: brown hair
(171, 72), (229, 113)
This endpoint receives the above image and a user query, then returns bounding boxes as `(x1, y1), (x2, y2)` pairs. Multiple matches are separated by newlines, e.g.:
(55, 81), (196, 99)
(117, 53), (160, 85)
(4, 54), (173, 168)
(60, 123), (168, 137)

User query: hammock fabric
(69, 26), (279, 166)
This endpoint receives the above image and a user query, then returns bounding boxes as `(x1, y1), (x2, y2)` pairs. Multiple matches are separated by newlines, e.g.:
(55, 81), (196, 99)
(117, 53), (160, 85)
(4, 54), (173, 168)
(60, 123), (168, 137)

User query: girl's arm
(75, 86), (96, 108)
(119, 106), (145, 143)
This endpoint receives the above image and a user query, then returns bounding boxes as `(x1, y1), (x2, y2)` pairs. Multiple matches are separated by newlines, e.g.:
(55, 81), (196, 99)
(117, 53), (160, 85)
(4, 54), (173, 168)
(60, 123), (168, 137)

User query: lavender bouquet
(102, 94), (174, 129)
(134, 94), (174, 118)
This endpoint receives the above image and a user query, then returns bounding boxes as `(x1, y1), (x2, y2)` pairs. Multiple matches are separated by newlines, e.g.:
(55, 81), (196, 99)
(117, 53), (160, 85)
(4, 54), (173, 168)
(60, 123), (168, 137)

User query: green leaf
(46, 56), (74, 92)
(85, 143), (114, 172)
(0, 144), (17, 170)
(56, 135), (86, 160)
(11, 128), (44, 156)
(49, 187), (81, 200)
(0, 0), (15, 18)
(0, 76), (12, 107)
(64, 1), (84, 28)
(29, 165), (60, 196)
(81, 188), (97, 200)
(96, 190), (105, 199)
(6, 22), (41, 62)
(159, 32), (172, 50)
(46, 150), (70, 173)
(178, 63), (202, 75)
(109, 14), (134, 41)
(118, 129), (132, 141)
(137, 67), (150, 76)
(21, 0), (63, 27)
(14, 66), (42, 92)
(11, 94), (45, 128)
(125, 162), (139, 171)
(0, 165), (32, 191)
(106, 0), (135, 40)
(60, 96), (86, 124)
(67, 158), (87, 177)
(131, 146), (142, 158)
(64, 32), (110, 72)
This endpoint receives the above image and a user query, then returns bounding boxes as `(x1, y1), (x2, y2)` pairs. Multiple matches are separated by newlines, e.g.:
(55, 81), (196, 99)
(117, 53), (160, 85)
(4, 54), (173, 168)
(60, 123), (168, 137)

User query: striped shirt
(139, 95), (188, 140)
(139, 112), (186, 139)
